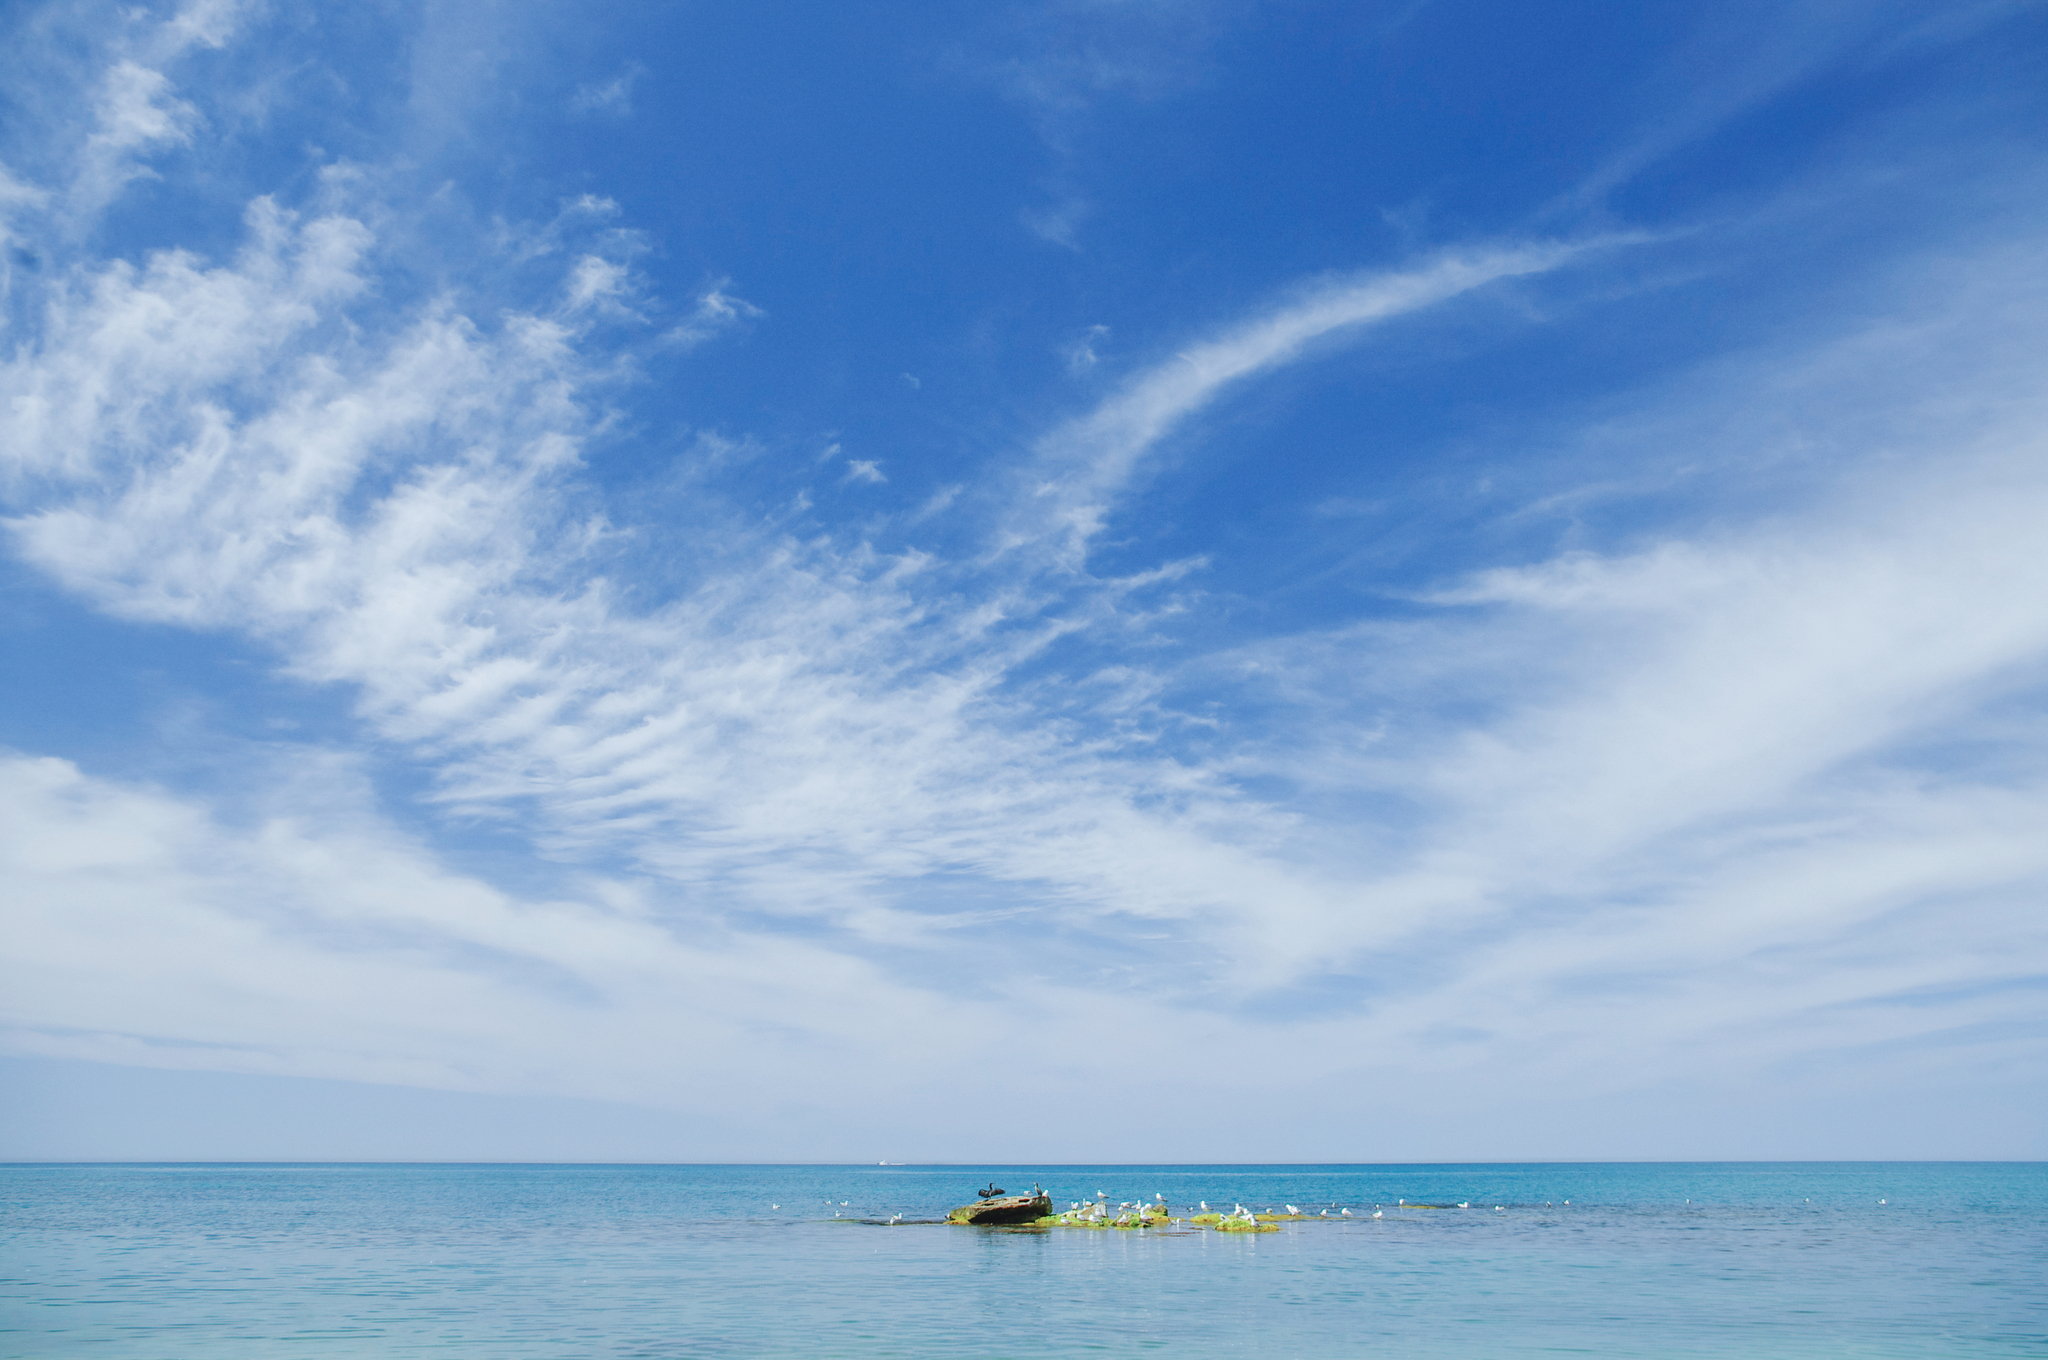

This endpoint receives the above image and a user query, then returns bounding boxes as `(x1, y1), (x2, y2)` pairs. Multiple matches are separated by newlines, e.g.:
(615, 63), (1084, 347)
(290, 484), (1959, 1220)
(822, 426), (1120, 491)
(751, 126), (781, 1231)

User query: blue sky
(2, 0), (2045, 1161)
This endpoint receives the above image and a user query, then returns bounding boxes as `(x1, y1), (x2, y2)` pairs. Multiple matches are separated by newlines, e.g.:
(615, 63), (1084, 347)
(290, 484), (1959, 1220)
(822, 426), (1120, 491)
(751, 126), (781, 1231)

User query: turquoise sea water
(2, 1163), (2042, 1358)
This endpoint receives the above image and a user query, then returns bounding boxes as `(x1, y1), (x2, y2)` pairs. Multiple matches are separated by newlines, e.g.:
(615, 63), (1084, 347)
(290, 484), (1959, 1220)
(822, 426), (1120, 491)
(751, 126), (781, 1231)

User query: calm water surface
(2, 1162), (2042, 1358)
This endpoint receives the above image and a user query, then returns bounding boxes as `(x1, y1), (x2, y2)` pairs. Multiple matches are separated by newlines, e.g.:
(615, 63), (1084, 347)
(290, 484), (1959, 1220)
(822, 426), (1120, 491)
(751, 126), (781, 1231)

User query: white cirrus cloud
(0, 6), (2043, 1156)
(1009, 240), (1616, 568)
(664, 279), (764, 349)
(569, 63), (642, 118)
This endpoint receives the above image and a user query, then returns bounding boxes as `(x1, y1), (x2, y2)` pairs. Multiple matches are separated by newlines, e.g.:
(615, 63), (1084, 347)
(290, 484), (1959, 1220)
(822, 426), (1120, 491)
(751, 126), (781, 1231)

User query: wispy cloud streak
(1015, 243), (1599, 566)
(0, 0), (2042, 1154)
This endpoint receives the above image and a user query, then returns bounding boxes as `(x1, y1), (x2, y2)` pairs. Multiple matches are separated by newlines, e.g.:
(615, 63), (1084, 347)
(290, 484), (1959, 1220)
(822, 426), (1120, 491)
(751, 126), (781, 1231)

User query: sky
(1, 0), (2045, 1163)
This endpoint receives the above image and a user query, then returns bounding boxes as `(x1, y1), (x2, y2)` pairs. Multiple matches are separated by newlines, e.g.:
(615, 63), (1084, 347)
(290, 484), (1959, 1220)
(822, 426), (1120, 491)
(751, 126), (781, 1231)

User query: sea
(2, 1162), (2042, 1358)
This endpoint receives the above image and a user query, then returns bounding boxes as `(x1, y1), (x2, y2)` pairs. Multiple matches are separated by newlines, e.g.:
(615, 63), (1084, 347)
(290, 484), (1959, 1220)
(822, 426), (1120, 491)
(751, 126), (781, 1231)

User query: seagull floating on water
(1372, 1210), (1383, 1219)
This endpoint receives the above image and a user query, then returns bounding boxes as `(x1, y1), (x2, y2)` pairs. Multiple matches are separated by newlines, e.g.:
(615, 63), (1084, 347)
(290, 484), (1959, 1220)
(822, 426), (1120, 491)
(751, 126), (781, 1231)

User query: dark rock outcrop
(947, 1192), (1052, 1225)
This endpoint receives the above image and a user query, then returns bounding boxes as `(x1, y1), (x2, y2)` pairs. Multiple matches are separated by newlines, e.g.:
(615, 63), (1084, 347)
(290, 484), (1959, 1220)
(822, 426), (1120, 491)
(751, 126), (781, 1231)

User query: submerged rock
(1214, 1217), (1281, 1233)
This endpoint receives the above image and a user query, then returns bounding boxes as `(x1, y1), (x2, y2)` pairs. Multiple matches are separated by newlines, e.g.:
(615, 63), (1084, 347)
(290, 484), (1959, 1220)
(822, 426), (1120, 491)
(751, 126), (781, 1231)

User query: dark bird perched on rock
(948, 1188), (1051, 1225)
(979, 1183), (1005, 1199)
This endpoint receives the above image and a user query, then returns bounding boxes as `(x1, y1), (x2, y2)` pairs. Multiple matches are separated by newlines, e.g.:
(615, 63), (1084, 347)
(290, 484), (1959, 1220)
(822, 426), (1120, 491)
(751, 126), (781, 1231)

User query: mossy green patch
(1041, 1208), (1179, 1230)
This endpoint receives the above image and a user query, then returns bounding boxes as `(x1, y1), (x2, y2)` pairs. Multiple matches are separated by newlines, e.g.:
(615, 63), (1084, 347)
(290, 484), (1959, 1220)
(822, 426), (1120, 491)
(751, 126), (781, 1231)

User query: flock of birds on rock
(804, 1189), (1897, 1228)
(811, 1192), (1568, 1227)
(1031, 1193), (1512, 1232)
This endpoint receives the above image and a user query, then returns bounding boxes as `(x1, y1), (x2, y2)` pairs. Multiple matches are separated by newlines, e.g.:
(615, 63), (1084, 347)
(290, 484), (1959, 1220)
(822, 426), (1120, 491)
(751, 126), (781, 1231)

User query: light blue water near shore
(2, 1163), (2042, 1358)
